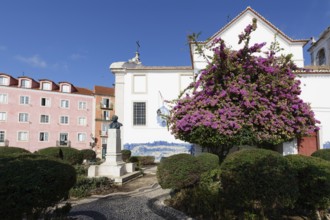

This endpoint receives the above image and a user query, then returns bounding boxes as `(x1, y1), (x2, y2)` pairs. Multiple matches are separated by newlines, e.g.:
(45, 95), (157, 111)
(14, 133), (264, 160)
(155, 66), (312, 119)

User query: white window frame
(102, 110), (110, 120)
(78, 101), (87, 110)
(60, 116), (69, 125)
(0, 94), (8, 104)
(18, 131), (29, 141)
(20, 96), (30, 105)
(0, 76), (9, 85)
(60, 99), (69, 109)
(77, 133), (86, 142)
(41, 97), (51, 107)
(21, 79), (31, 88)
(39, 132), (49, 142)
(42, 82), (51, 90)
(78, 117), (87, 126)
(0, 112), (7, 121)
(62, 85), (70, 93)
(40, 114), (50, 124)
(18, 113), (29, 123)
(133, 101), (147, 126)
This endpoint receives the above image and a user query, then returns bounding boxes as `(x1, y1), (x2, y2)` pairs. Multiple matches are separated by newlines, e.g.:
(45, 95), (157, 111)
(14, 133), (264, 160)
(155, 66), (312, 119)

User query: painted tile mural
(124, 141), (194, 162)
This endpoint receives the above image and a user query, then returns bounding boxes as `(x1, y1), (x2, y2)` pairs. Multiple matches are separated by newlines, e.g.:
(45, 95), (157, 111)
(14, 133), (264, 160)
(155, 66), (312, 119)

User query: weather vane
(136, 41), (140, 53)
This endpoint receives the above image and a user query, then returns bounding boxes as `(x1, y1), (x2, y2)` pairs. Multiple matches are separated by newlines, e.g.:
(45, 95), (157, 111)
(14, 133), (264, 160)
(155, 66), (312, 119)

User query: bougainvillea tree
(168, 19), (319, 161)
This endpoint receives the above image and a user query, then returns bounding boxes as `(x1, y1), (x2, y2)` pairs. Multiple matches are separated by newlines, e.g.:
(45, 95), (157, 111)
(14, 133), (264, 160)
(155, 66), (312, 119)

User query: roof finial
(129, 41), (141, 64)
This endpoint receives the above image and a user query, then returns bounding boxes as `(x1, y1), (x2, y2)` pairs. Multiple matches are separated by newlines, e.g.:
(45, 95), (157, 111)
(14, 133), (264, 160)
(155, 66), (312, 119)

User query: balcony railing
(56, 140), (71, 147)
(100, 103), (113, 110)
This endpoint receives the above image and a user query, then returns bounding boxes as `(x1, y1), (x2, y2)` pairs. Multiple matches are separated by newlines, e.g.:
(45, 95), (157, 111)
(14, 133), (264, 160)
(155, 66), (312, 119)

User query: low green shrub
(0, 154), (76, 219)
(121, 149), (131, 162)
(37, 147), (83, 165)
(157, 153), (202, 190)
(80, 149), (96, 161)
(311, 148), (330, 162)
(0, 146), (30, 155)
(286, 154), (330, 213)
(129, 156), (155, 165)
(197, 152), (219, 172)
(70, 176), (114, 198)
(220, 149), (298, 218)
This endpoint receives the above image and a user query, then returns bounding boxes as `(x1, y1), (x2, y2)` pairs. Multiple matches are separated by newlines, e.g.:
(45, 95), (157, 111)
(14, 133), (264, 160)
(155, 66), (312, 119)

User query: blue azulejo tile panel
(124, 141), (194, 162)
(323, 141), (330, 149)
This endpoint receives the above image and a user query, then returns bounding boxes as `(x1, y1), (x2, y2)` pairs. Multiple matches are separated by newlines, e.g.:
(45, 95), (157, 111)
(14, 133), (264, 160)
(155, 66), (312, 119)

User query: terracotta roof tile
(94, 85), (115, 96)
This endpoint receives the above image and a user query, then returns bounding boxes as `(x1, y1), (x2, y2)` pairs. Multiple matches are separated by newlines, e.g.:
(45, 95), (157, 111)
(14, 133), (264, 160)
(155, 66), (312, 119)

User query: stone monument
(88, 115), (138, 184)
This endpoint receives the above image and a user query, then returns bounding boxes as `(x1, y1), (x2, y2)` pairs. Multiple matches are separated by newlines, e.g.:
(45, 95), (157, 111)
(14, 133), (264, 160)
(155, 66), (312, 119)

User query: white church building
(110, 7), (330, 161)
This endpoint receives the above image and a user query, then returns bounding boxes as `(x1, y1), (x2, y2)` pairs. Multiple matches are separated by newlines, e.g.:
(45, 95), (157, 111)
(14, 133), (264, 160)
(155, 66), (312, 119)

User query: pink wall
(0, 86), (94, 152)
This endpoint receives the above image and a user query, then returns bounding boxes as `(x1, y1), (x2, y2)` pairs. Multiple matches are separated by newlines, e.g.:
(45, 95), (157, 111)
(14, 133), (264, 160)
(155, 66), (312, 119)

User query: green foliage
(311, 148), (330, 162)
(157, 154), (202, 190)
(80, 149), (96, 161)
(0, 154), (76, 219)
(37, 147), (83, 165)
(286, 154), (330, 212)
(197, 152), (219, 172)
(220, 149), (298, 217)
(129, 156), (155, 165)
(70, 176), (114, 198)
(121, 149), (131, 162)
(0, 146), (30, 155)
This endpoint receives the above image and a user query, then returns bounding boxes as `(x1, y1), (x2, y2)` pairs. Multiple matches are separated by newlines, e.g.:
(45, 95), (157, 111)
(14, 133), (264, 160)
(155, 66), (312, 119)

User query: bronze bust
(109, 115), (123, 129)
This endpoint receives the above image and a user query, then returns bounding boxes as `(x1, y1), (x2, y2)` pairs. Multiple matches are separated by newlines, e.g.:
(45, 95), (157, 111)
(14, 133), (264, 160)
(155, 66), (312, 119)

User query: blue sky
(0, 0), (329, 90)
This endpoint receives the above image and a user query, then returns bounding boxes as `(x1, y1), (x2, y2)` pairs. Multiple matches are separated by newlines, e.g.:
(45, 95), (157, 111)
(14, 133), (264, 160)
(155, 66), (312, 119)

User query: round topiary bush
(197, 152), (219, 172)
(0, 154), (76, 219)
(80, 149), (96, 162)
(37, 147), (83, 165)
(0, 146), (30, 156)
(157, 153), (202, 190)
(220, 149), (298, 216)
(121, 149), (131, 162)
(311, 149), (330, 162)
(286, 154), (330, 212)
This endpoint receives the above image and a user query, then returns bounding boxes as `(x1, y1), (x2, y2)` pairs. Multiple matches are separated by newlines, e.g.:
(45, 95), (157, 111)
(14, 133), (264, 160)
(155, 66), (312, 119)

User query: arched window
(317, 48), (326, 66)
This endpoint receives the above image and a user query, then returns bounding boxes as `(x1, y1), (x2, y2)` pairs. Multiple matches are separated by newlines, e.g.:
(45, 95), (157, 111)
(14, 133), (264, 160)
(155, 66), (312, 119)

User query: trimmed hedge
(157, 154), (202, 190)
(129, 156), (155, 165)
(37, 147), (83, 165)
(220, 149), (298, 217)
(0, 154), (76, 219)
(121, 149), (131, 162)
(286, 154), (330, 211)
(311, 149), (330, 162)
(80, 149), (96, 161)
(0, 146), (30, 155)
(70, 176), (114, 198)
(197, 152), (219, 172)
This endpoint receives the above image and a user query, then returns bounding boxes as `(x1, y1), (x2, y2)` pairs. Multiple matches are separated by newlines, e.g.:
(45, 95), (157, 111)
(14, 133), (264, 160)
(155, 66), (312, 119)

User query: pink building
(0, 73), (94, 152)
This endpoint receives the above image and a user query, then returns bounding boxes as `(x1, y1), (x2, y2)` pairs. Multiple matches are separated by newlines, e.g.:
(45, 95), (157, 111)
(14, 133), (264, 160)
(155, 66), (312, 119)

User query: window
(0, 131), (5, 142)
(77, 133), (86, 142)
(78, 117), (86, 126)
(0, 112), (6, 121)
(41, 97), (50, 107)
(20, 96), (29, 105)
(317, 48), (326, 66)
(0, 94), (8, 104)
(21, 79), (31, 88)
(101, 98), (112, 108)
(60, 100), (69, 108)
(40, 115), (49, 123)
(78, 101), (87, 110)
(18, 131), (28, 141)
(62, 85), (70, 93)
(0, 76), (8, 85)
(59, 133), (68, 145)
(133, 102), (146, 125)
(102, 110), (110, 120)
(39, 132), (49, 141)
(42, 82), (51, 90)
(60, 116), (69, 124)
(19, 113), (28, 122)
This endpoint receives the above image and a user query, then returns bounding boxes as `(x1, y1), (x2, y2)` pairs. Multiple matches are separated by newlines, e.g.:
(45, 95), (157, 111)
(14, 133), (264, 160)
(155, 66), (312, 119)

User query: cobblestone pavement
(68, 167), (192, 220)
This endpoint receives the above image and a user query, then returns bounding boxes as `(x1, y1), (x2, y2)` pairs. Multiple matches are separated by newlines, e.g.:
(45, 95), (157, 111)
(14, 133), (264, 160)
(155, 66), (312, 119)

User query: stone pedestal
(88, 129), (139, 184)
